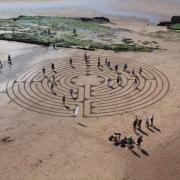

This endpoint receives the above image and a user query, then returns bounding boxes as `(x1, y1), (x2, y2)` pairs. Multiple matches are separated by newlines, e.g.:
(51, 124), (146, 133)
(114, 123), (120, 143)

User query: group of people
(42, 29), (51, 36)
(133, 114), (154, 132)
(0, 54), (12, 69)
(66, 53), (144, 106)
(109, 114), (155, 151)
(42, 63), (79, 116)
(109, 132), (143, 150)
(41, 53), (144, 117)
(97, 56), (142, 89)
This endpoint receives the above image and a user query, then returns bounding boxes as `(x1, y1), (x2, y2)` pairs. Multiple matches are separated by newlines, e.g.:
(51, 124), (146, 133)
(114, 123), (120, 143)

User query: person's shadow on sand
(140, 149), (149, 156)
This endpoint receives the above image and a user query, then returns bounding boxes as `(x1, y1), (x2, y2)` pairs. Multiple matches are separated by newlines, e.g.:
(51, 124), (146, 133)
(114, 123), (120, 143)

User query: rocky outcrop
(157, 16), (180, 27)
(80, 17), (110, 23)
(171, 16), (180, 24)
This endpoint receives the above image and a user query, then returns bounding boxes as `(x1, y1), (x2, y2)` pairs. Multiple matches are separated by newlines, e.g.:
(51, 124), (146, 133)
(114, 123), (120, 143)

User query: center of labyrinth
(6, 55), (169, 117)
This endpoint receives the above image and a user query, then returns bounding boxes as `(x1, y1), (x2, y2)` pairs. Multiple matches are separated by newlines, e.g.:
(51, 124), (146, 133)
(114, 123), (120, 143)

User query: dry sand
(0, 3), (180, 180)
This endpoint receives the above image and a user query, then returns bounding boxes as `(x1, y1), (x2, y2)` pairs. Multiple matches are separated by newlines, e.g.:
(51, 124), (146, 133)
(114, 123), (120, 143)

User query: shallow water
(0, 0), (180, 23)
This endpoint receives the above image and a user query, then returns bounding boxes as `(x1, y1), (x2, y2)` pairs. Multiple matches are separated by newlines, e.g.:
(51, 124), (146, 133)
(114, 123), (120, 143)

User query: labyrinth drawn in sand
(6, 55), (169, 117)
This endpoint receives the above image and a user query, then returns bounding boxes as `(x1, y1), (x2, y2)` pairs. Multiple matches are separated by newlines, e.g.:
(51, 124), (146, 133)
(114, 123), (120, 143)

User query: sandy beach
(0, 1), (180, 180)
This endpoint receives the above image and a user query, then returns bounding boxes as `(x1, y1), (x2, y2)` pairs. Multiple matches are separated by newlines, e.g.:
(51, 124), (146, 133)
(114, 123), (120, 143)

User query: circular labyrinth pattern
(6, 55), (170, 117)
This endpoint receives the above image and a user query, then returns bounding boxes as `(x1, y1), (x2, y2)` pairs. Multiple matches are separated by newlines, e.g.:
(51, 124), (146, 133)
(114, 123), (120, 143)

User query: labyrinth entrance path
(6, 54), (169, 118)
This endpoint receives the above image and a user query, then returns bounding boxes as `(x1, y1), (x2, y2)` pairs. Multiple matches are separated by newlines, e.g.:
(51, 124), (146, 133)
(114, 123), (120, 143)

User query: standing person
(51, 63), (55, 71)
(115, 64), (118, 72)
(8, 54), (12, 65)
(74, 104), (79, 117)
(50, 82), (54, 92)
(48, 29), (51, 35)
(117, 74), (120, 84)
(53, 43), (57, 50)
(137, 135), (143, 149)
(62, 95), (66, 104)
(134, 78), (138, 89)
(0, 60), (2, 68)
(132, 68), (135, 76)
(69, 58), (72, 66)
(145, 117), (150, 128)
(73, 28), (77, 36)
(42, 68), (45, 76)
(107, 61), (111, 68)
(98, 57), (101, 69)
(139, 67), (142, 75)
(150, 114), (154, 127)
(107, 77), (112, 88)
(84, 52), (87, 61)
(117, 75), (122, 85)
(70, 89), (73, 97)
(137, 118), (142, 130)
(84, 52), (89, 64)
(52, 75), (55, 84)
(105, 59), (108, 66)
(133, 116), (138, 132)
(124, 63), (128, 71)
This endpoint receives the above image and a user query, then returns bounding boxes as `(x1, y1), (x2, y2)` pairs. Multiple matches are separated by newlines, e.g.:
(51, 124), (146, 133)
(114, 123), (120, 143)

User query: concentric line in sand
(6, 55), (170, 117)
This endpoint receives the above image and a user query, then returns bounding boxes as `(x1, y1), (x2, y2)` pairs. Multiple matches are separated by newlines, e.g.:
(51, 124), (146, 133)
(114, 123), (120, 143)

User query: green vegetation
(169, 23), (180, 30)
(0, 15), (157, 52)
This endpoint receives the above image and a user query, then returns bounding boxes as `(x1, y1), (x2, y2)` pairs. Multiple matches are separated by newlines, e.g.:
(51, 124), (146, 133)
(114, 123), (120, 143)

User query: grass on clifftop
(0, 16), (156, 52)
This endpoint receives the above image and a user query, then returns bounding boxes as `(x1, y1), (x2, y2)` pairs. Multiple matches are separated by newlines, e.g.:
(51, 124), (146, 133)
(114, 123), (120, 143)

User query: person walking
(42, 68), (45, 76)
(133, 116), (138, 132)
(137, 118), (142, 130)
(115, 64), (118, 72)
(139, 67), (142, 75)
(117, 74), (120, 84)
(74, 104), (79, 117)
(84, 52), (88, 64)
(124, 63), (127, 71)
(107, 61), (111, 68)
(53, 43), (57, 50)
(150, 114), (154, 127)
(137, 135), (143, 149)
(50, 82), (54, 92)
(118, 75), (123, 85)
(70, 89), (73, 97)
(52, 75), (55, 84)
(69, 58), (72, 66)
(105, 59), (108, 66)
(62, 95), (66, 104)
(145, 117), (150, 128)
(107, 77), (112, 88)
(48, 29), (51, 36)
(98, 57), (101, 69)
(51, 63), (55, 71)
